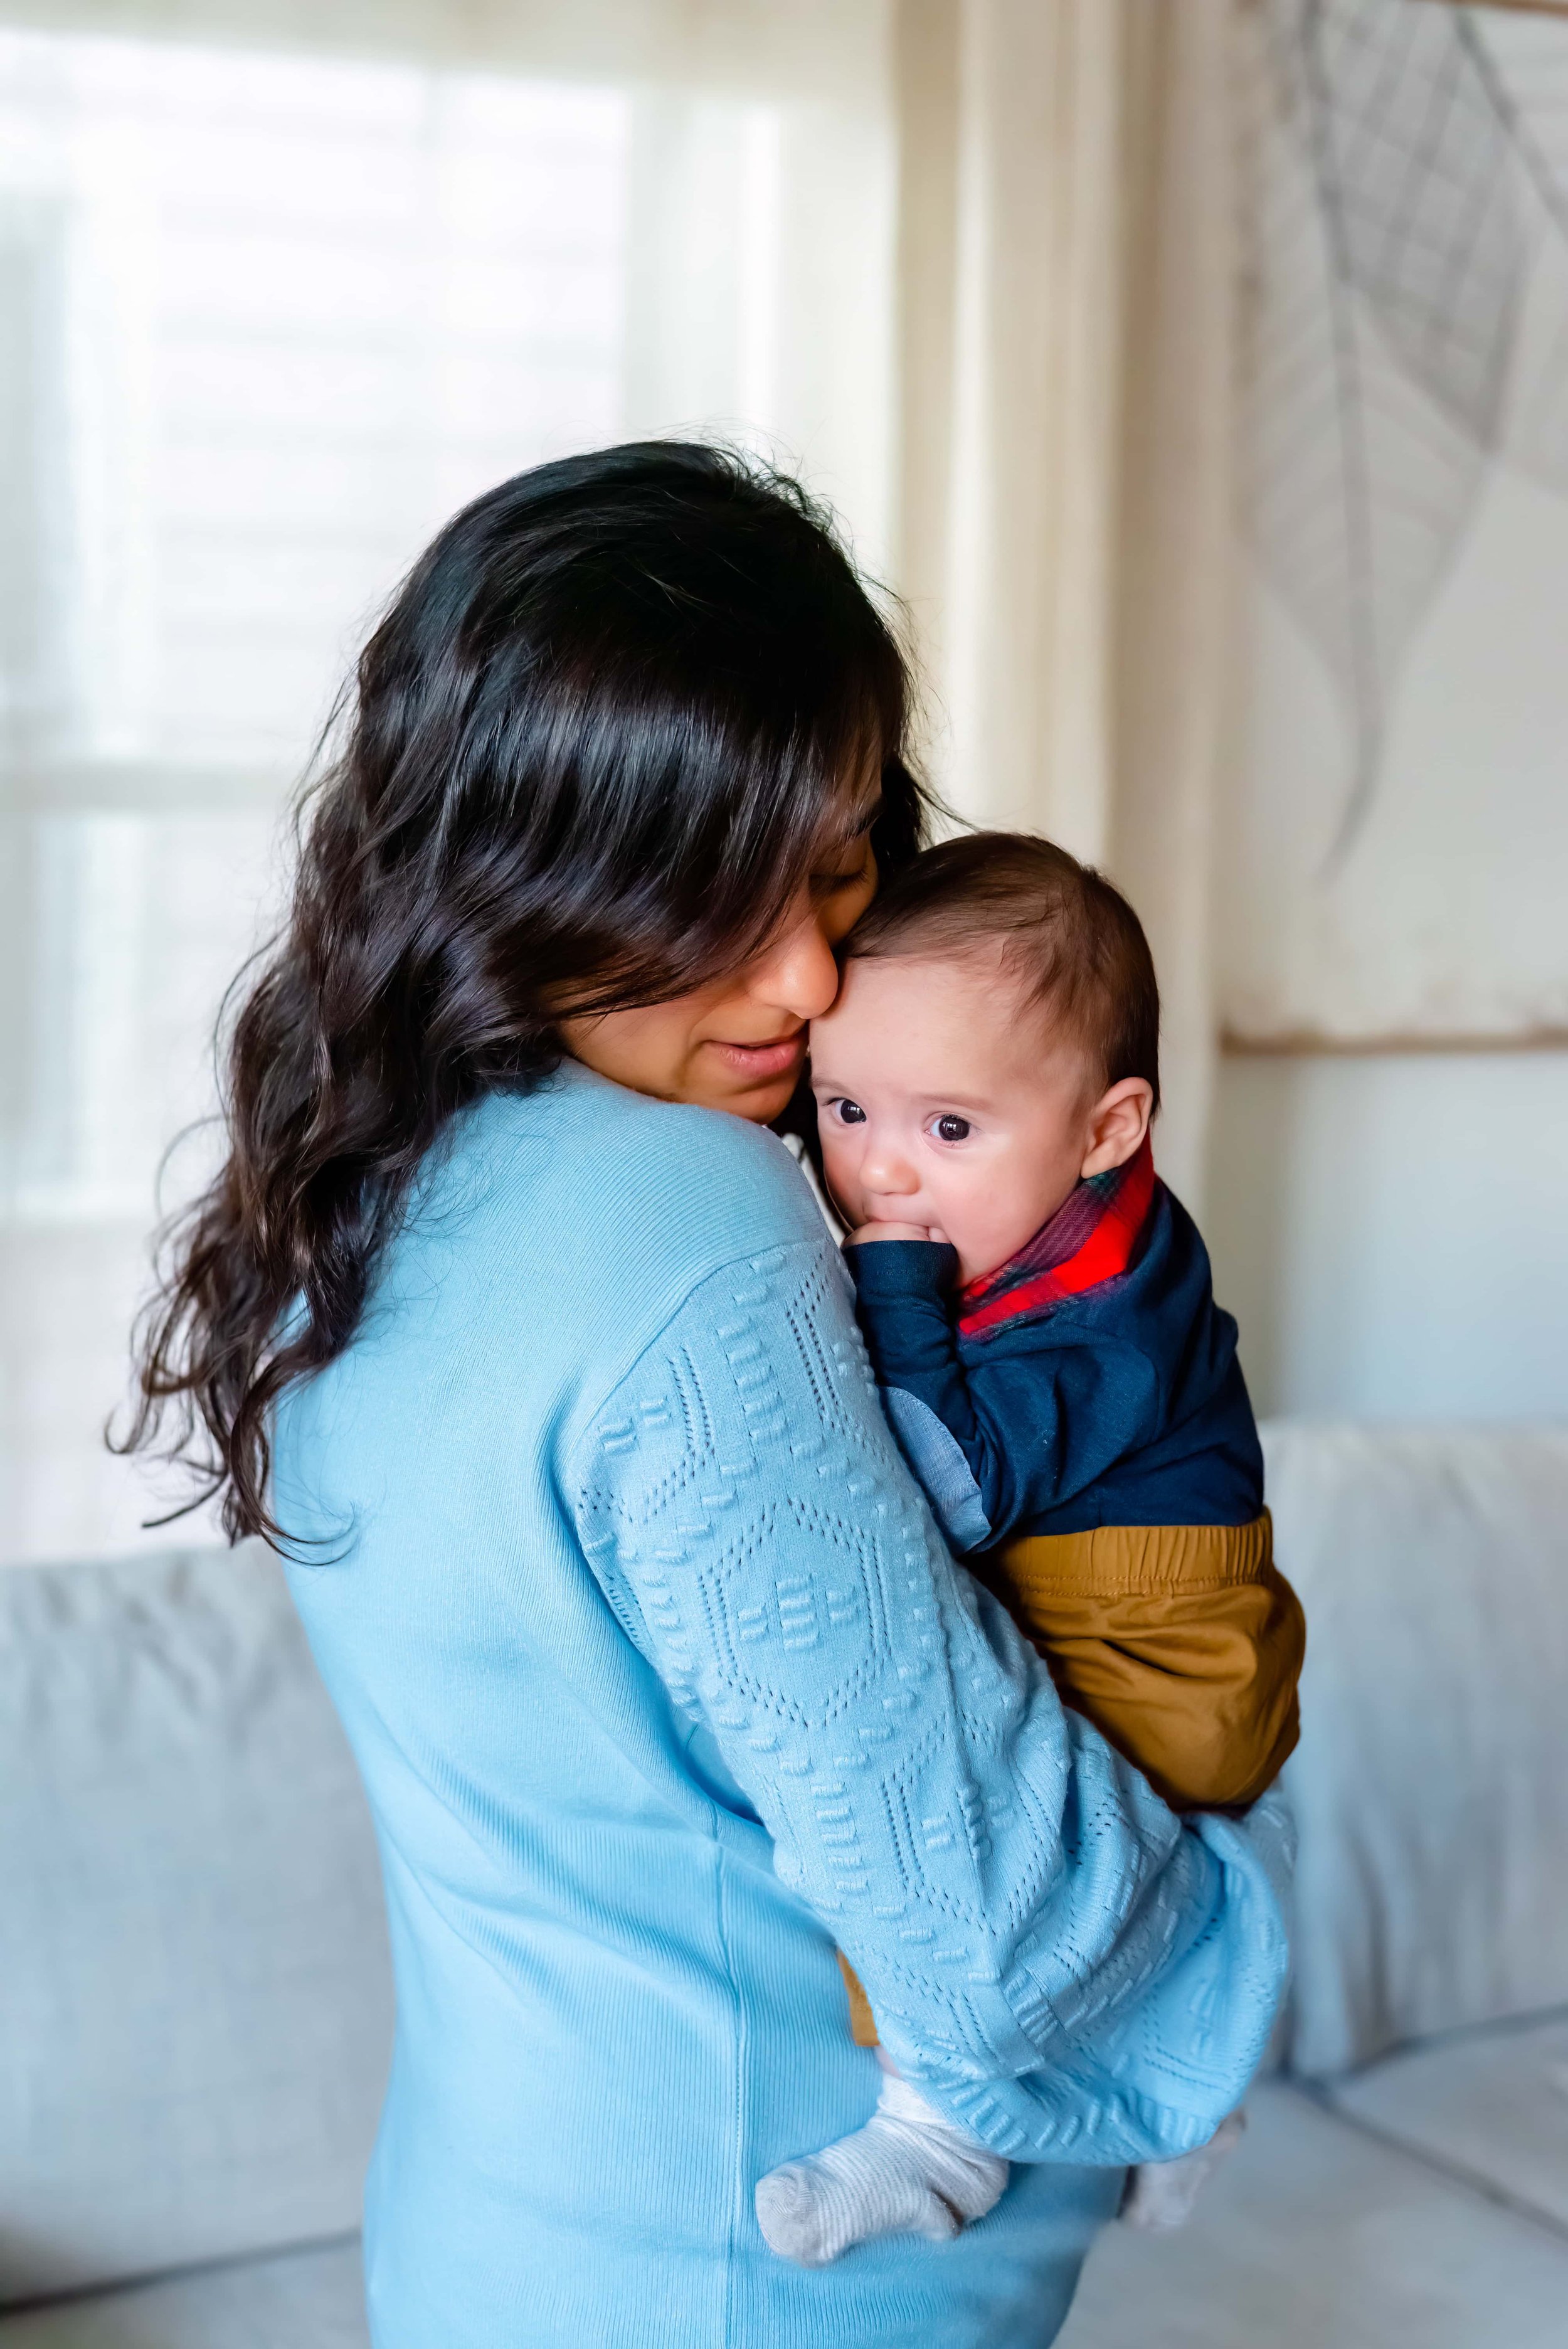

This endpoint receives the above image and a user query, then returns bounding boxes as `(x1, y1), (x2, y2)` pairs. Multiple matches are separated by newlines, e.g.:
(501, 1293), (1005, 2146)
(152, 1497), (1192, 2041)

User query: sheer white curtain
(0, 0), (897, 1564)
(893, 0), (1238, 1206)
(0, 0), (1237, 1566)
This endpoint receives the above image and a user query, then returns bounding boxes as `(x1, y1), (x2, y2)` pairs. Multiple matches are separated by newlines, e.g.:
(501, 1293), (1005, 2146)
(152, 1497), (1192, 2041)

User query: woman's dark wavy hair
(119, 442), (928, 1543)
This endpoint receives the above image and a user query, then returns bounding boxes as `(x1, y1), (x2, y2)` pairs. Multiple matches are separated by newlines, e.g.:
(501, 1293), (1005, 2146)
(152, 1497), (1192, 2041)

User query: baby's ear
(1080, 1078), (1153, 1179)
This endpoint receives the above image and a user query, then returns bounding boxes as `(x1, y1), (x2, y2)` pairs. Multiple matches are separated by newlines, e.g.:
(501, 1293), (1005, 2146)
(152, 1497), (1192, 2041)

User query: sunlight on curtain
(893, 0), (1236, 1207)
(0, 14), (894, 1564)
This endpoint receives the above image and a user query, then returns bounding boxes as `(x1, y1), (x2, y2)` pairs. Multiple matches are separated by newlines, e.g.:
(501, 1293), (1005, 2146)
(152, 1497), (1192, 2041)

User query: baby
(756, 831), (1305, 2266)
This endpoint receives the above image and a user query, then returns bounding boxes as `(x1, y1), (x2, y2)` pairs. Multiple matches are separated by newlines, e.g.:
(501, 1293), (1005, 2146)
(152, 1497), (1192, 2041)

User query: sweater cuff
(843, 1238), (958, 1306)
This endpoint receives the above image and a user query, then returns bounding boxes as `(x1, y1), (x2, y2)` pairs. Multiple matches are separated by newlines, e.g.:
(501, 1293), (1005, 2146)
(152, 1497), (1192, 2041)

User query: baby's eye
(931, 1113), (972, 1144)
(831, 1098), (867, 1126)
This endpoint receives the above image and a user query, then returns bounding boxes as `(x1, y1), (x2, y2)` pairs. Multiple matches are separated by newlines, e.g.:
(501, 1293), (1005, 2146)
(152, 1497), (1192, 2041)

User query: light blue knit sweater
(275, 1062), (1290, 2349)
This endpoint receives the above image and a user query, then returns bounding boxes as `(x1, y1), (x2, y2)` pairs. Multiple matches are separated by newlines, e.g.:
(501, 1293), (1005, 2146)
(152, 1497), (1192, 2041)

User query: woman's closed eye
(808, 832), (876, 902)
(810, 867), (861, 903)
(928, 1113), (973, 1145)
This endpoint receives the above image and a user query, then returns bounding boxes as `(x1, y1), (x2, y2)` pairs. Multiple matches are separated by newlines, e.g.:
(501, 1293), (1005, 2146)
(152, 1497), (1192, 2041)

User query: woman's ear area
(1079, 1077), (1155, 1179)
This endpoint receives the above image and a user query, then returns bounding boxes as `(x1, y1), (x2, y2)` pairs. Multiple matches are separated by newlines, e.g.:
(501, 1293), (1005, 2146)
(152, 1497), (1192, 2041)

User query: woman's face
(560, 824), (877, 1123)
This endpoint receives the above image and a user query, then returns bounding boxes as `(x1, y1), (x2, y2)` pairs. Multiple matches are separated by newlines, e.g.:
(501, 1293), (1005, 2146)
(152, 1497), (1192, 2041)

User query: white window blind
(0, 14), (894, 1564)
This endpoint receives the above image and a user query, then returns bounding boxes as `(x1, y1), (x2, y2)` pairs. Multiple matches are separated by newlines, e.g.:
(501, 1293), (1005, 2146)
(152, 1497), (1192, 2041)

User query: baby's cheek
(818, 1137), (858, 1213)
(924, 1158), (977, 1232)
(939, 1164), (1012, 1270)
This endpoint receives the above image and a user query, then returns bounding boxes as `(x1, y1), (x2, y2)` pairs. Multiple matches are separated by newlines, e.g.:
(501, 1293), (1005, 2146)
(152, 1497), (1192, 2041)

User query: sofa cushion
(1324, 2008), (1568, 2233)
(0, 1546), (393, 2304)
(0, 2234), (366, 2348)
(1057, 2076), (1568, 2349)
(1262, 1423), (1568, 2076)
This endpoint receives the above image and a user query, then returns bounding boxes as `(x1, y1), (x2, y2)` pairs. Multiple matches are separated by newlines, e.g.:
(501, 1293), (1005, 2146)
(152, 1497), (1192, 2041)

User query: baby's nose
(862, 1142), (919, 1194)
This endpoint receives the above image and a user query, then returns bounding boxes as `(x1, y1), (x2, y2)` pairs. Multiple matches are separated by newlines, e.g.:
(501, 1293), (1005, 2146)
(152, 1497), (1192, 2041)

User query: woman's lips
(706, 1032), (806, 1082)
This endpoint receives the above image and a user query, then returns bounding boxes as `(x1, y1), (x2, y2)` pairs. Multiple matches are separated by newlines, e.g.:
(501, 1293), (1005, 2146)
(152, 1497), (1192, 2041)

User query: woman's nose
(745, 903), (842, 1023)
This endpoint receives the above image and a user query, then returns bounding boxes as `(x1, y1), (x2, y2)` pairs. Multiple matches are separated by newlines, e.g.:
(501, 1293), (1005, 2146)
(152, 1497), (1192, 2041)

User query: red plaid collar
(956, 1136), (1157, 1344)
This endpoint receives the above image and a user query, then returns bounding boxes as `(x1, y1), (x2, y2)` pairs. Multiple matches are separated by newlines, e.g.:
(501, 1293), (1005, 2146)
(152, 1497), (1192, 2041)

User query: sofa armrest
(1263, 1421), (1568, 2077)
(0, 1544), (392, 2304)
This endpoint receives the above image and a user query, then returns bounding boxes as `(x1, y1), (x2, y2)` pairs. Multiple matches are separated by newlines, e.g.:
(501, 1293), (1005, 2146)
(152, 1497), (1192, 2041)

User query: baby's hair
(844, 830), (1160, 1112)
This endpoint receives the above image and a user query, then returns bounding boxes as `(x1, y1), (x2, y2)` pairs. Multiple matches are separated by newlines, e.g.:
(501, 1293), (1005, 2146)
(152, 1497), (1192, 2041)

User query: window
(0, 17), (893, 1561)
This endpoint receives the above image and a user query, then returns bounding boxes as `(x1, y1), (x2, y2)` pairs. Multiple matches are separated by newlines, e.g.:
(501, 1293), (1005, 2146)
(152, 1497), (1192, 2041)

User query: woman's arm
(570, 1233), (1290, 2167)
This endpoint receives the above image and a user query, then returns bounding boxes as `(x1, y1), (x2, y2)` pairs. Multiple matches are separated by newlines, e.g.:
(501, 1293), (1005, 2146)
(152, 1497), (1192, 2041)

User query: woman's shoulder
(423, 1061), (832, 1322)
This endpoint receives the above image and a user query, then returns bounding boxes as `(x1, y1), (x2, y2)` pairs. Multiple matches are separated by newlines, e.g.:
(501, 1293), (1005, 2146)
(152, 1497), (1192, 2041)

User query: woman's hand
(847, 1221), (948, 1246)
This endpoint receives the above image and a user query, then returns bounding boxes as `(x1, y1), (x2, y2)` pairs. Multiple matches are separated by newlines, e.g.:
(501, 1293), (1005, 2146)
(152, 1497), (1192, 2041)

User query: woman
(127, 445), (1287, 2347)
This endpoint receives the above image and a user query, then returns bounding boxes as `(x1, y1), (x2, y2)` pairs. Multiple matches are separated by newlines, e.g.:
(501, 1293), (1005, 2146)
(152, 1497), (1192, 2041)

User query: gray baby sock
(755, 2067), (1009, 2267)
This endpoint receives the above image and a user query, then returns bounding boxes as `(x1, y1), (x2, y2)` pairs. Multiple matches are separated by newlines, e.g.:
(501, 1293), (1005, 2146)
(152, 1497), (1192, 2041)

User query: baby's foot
(755, 2070), (1009, 2267)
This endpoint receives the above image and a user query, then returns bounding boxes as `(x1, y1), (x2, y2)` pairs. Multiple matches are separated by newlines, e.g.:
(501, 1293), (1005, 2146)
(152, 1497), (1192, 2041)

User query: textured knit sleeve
(571, 1234), (1291, 2167)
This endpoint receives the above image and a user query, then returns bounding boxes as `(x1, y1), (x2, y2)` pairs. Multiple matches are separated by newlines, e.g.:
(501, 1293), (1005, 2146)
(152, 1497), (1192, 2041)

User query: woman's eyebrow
(820, 798), (882, 853)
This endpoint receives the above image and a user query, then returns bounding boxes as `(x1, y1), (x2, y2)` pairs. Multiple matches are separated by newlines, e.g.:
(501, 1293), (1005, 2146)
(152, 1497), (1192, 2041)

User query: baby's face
(810, 951), (1099, 1284)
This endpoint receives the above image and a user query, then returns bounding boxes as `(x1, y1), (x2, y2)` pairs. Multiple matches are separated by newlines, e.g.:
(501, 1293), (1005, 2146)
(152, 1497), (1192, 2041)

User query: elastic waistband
(997, 1511), (1274, 1601)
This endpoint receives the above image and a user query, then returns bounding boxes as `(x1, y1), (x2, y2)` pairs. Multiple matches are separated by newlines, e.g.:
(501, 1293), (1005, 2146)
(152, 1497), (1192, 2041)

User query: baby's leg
(755, 2055), (1009, 2267)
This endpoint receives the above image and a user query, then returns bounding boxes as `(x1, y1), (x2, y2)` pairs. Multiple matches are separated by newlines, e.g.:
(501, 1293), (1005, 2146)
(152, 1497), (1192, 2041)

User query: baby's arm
(844, 1235), (1304, 1813)
(843, 1234), (1160, 1551)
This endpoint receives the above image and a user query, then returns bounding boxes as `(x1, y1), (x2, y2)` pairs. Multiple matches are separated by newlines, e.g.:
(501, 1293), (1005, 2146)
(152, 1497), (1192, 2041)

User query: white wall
(1214, 424), (1568, 1426)
(1206, 1052), (1568, 1423)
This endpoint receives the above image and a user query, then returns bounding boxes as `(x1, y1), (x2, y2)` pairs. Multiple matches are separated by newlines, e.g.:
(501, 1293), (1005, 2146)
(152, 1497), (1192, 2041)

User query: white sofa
(1062, 1423), (1568, 2349)
(4, 1425), (1566, 2345)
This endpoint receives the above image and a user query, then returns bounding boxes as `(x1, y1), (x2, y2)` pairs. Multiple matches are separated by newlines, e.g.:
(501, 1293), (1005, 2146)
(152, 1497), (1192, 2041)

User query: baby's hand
(847, 1221), (948, 1247)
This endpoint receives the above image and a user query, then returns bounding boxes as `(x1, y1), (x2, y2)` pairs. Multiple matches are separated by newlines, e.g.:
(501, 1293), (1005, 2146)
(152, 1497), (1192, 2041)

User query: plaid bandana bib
(956, 1135), (1158, 1344)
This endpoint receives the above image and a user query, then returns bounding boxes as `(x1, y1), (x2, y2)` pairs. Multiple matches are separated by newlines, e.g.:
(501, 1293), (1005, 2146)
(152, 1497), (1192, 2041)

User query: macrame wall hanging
(1237, 0), (1568, 865)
